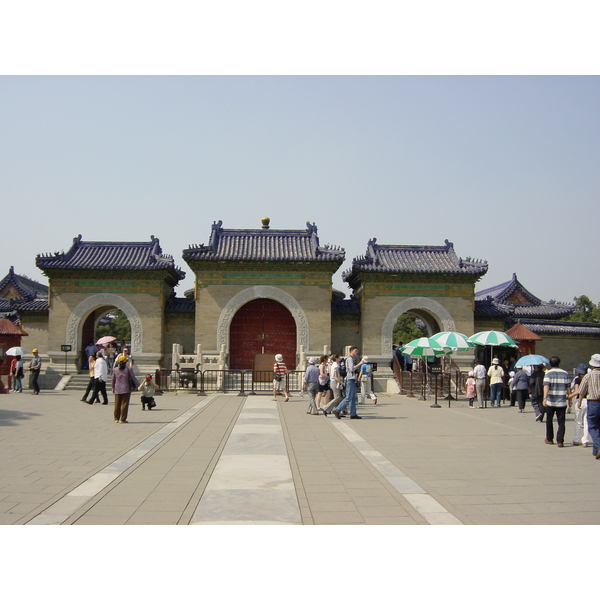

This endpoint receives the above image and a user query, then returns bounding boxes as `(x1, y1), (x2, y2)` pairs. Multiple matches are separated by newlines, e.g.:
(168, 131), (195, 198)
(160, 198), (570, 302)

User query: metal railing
(392, 355), (468, 406)
(154, 368), (305, 396)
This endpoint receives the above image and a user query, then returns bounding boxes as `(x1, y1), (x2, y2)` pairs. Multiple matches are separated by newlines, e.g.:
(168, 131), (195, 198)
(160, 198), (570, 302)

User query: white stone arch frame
(381, 297), (456, 355)
(66, 293), (143, 354)
(217, 286), (309, 358)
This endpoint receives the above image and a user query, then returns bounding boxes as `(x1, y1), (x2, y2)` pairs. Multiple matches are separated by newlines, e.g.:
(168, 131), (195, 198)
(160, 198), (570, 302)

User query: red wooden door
(229, 299), (296, 370)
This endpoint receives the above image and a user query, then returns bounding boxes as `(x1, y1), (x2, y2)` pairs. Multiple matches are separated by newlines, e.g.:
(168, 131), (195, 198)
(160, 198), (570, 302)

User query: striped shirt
(273, 361), (287, 378)
(543, 368), (571, 407)
(578, 369), (600, 401)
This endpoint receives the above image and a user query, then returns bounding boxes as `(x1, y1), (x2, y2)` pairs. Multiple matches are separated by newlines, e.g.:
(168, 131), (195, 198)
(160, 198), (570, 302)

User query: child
(138, 375), (157, 410)
(466, 370), (476, 408)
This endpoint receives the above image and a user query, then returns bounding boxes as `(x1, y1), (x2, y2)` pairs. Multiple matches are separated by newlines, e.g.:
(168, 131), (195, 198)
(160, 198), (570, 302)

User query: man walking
(473, 359), (487, 409)
(87, 351), (109, 405)
(542, 356), (571, 447)
(333, 347), (365, 420)
(529, 363), (545, 422)
(577, 354), (600, 459)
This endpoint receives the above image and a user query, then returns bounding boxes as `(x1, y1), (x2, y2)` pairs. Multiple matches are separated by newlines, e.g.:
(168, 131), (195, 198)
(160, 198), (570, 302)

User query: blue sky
(2, 75), (598, 304)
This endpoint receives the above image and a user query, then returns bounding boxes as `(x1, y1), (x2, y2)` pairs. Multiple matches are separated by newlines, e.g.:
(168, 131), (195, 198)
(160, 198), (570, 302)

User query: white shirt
(94, 357), (108, 381)
(474, 364), (486, 380)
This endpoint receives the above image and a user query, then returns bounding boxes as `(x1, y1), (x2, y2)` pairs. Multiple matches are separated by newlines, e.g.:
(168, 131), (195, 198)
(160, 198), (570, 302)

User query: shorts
(318, 382), (330, 393)
(273, 377), (285, 390)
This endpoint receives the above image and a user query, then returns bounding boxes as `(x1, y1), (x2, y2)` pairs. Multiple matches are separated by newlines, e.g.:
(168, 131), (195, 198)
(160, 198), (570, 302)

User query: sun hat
(575, 363), (589, 375)
(145, 374), (152, 380)
(275, 354), (283, 362)
(492, 358), (499, 365)
(32, 349), (38, 353)
(589, 354), (600, 368)
(468, 371), (474, 377)
(308, 357), (316, 365)
(116, 354), (128, 364)
(363, 356), (369, 362)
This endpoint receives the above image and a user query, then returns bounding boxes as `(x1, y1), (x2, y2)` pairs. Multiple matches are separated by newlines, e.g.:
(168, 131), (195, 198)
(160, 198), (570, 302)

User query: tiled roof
(504, 322), (542, 342)
(475, 273), (541, 304)
(0, 267), (48, 300)
(183, 221), (345, 264)
(474, 300), (574, 319)
(474, 274), (573, 319)
(165, 297), (195, 313)
(0, 297), (49, 314)
(509, 318), (600, 337)
(332, 298), (361, 315)
(0, 317), (28, 336)
(343, 239), (487, 281)
(36, 235), (185, 280)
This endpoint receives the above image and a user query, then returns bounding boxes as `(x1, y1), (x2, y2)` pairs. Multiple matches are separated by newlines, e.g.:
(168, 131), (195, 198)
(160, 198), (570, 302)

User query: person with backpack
(322, 353), (345, 415)
(12, 355), (24, 393)
(358, 356), (377, 405)
(333, 347), (365, 420)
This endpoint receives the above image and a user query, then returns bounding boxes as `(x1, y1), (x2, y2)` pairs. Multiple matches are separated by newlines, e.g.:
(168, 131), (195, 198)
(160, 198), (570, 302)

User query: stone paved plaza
(1, 387), (599, 526)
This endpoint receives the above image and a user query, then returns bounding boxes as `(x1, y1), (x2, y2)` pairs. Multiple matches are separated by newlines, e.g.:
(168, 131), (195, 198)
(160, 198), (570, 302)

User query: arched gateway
(31, 221), (489, 381)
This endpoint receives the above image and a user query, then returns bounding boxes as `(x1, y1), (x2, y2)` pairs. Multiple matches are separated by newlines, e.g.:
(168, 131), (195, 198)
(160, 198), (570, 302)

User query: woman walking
(111, 354), (139, 423)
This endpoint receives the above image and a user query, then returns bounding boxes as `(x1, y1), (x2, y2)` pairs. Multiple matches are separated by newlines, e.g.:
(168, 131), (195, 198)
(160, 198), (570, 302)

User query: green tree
(564, 295), (600, 323)
(393, 313), (428, 346)
(95, 310), (131, 341)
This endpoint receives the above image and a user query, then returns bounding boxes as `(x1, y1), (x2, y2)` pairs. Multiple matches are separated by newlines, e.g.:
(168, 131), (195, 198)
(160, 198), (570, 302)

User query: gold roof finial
(261, 217), (270, 230)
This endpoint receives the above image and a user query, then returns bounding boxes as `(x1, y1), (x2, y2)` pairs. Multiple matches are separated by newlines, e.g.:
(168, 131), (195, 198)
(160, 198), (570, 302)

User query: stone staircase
(64, 374), (92, 391)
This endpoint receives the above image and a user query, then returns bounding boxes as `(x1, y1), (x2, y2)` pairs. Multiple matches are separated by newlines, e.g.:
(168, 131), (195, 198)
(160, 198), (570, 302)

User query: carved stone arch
(66, 293), (143, 353)
(217, 286), (309, 355)
(381, 297), (456, 355)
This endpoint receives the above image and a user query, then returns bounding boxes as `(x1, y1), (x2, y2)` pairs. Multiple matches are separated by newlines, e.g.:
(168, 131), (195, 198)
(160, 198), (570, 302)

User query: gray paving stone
(2, 389), (600, 525)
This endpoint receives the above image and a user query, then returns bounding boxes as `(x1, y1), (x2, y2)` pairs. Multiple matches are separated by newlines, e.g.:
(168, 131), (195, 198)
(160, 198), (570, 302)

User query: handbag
(274, 374), (283, 382)
(129, 375), (136, 391)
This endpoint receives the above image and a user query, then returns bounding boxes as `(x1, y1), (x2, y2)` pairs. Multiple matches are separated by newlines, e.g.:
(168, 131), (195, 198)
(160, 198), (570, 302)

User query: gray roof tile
(36, 235), (185, 279)
(344, 239), (487, 281)
(183, 221), (345, 264)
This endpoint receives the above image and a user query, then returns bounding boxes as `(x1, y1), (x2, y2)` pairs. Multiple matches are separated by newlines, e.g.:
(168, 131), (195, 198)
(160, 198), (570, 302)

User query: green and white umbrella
(468, 331), (517, 347)
(401, 337), (450, 357)
(430, 331), (474, 351)
(468, 330), (518, 364)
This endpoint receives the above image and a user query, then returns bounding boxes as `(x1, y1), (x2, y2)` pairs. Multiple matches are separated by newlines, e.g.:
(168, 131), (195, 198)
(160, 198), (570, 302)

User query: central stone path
(190, 397), (301, 524)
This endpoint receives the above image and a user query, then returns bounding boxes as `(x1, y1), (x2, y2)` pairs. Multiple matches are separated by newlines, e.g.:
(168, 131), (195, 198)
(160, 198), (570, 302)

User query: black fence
(154, 369), (305, 396)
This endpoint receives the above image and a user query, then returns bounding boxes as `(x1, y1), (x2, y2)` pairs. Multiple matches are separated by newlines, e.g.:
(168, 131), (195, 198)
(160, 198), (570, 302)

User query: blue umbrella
(514, 354), (549, 367)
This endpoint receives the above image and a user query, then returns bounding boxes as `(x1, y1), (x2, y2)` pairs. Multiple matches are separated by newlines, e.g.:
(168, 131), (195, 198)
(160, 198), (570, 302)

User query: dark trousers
(545, 406), (567, 444)
(31, 370), (40, 393)
(90, 379), (108, 404)
(530, 395), (545, 419)
(82, 376), (96, 401)
(516, 389), (529, 410)
(114, 393), (132, 422)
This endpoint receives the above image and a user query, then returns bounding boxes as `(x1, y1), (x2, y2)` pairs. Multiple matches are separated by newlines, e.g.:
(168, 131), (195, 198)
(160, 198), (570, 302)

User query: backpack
(338, 357), (347, 379)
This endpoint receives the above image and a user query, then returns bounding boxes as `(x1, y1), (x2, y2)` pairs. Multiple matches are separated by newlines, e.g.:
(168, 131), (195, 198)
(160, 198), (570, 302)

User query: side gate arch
(66, 293), (144, 354)
(217, 286), (309, 362)
(381, 297), (456, 355)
